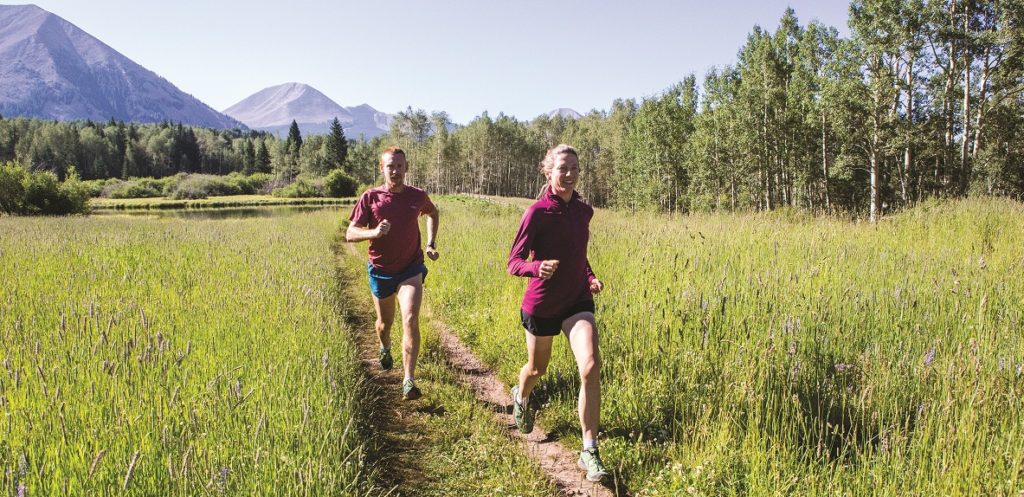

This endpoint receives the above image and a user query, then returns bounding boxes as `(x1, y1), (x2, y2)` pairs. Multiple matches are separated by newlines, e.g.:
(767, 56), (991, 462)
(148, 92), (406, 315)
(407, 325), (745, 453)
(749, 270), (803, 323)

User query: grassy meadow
(427, 196), (1024, 495)
(334, 249), (557, 497)
(0, 209), (382, 495)
(3, 195), (1022, 496)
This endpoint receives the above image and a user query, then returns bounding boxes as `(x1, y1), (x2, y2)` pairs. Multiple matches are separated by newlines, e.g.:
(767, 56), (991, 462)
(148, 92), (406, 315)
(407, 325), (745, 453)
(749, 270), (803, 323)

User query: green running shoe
(578, 448), (610, 482)
(379, 347), (393, 370)
(402, 378), (421, 401)
(510, 385), (534, 434)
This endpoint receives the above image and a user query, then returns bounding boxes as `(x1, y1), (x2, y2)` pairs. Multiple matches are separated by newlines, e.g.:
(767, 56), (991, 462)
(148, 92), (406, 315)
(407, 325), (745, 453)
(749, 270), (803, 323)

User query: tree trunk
(870, 76), (882, 223)
(972, 46), (992, 159)
(870, 137), (880, 223)
(902, 57), (914, 203)
(961, 22), (972, 194)
(821, 108), (831, 212)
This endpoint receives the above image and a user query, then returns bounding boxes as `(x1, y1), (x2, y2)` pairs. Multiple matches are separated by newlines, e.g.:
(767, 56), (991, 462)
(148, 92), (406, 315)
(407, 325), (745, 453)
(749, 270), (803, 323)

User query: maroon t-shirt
(349, 185), (435, 274)
(508, 188), (597, 318)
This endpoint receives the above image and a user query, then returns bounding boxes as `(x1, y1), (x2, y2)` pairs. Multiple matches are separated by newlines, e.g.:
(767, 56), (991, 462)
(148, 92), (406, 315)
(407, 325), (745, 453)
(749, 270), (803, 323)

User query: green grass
(89, 194), (355, 210)
(336, 242), (557, 497)
(427, 195), (1024, 496)
(0, 210), (382, 495)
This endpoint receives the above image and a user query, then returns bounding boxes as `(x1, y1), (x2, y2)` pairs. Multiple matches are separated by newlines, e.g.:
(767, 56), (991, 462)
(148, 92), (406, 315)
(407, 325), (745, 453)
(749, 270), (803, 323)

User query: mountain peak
(0, 4), (242, 128)
(545, 108), (583, 120)
(224, 84), (392, 138)
(223, 83), (350, 128)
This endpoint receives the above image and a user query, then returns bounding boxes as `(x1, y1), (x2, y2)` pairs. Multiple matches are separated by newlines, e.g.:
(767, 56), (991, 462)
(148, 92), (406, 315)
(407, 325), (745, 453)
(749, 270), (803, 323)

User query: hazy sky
(20, 1), (851, 124)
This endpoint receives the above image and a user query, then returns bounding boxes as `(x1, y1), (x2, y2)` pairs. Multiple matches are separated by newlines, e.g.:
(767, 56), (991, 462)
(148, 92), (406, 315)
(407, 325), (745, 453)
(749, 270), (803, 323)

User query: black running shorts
(520, 300), (596, 337)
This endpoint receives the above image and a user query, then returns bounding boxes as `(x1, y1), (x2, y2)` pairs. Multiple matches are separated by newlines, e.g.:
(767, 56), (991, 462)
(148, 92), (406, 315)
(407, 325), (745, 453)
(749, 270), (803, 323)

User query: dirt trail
(425, 306), (623, 497)
(337, 242), (430, 494)
(340, 237), (624, 496)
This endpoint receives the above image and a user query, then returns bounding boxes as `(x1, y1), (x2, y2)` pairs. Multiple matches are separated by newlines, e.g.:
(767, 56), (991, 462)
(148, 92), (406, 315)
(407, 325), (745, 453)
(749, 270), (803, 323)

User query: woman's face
(547, 153), (579, 196)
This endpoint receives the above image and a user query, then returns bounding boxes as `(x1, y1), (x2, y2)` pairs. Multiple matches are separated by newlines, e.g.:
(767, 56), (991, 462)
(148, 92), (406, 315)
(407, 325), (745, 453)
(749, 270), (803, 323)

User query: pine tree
(242, 139), (256, 175)
(325, 117), (348, 171)
(284, 120), (303, 157)
(255, 140), (272, 173)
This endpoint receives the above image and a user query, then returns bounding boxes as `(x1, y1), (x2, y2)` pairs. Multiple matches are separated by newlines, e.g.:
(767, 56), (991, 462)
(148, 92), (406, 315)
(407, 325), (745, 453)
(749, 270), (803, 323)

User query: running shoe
(379, 347), (393, 370)
(402, 378), (421, 401)
(510, 385), (534, 434)
(578, 448), (610, 482)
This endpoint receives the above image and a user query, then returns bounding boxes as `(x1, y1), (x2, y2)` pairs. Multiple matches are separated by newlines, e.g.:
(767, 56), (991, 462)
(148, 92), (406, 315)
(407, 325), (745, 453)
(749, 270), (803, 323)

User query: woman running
(507, 144), (609, 482)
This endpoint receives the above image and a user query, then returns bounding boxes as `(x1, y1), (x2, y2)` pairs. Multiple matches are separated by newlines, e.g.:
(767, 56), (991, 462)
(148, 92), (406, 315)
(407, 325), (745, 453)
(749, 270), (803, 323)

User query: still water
(91, 205), (347, 220)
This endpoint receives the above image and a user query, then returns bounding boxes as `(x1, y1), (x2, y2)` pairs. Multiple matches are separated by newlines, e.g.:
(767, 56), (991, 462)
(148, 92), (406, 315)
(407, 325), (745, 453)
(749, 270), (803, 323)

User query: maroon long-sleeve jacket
(508, 188), (597, 318)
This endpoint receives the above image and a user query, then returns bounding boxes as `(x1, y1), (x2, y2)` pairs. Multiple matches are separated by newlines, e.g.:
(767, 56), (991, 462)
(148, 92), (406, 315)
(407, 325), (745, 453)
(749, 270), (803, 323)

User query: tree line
(389, 1), (1023, 219)
(2, 1), (1022, 218)
(0, 116), (369, 184)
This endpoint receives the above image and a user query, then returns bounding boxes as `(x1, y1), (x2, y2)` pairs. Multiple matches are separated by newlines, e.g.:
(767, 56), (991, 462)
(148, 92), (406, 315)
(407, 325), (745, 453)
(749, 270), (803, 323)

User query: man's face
(381, 153), (408, 188)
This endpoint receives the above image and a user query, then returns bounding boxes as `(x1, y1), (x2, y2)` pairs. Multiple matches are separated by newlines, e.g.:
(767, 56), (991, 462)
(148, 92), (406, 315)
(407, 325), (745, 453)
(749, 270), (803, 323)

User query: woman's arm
(586, 260), (603, 293)
(508, 210), (542, 277)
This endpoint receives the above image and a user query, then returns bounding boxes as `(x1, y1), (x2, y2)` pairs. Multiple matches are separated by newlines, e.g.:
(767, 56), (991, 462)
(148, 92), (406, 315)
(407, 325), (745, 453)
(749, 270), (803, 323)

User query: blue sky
(20, 1), (851, 124)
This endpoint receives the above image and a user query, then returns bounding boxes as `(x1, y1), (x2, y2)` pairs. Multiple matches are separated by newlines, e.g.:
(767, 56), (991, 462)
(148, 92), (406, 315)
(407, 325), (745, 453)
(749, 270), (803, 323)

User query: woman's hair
(537, 144), (578, 197)
(538, 144), (578, 176)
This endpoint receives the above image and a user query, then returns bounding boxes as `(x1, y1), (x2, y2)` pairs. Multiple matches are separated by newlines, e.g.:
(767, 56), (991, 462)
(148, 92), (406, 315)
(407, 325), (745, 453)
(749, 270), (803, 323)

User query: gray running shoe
(402, 378), (421, 401)
(578, 448), (610, 482)
(379, 347), (393, 370)
(510, 385), (534, 434)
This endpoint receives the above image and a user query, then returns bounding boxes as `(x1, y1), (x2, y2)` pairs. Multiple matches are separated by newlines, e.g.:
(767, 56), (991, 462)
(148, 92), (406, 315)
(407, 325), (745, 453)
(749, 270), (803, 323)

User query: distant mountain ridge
(0, 4), (242, 128)
(224, 83), (392, 138)
(545, 108), (583, 120)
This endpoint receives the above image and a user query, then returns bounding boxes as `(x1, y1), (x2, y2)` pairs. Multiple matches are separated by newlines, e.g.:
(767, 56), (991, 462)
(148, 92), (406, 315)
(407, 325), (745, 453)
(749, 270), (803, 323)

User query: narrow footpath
(426, 304), (623, 497)
(336, 241), (624, 496)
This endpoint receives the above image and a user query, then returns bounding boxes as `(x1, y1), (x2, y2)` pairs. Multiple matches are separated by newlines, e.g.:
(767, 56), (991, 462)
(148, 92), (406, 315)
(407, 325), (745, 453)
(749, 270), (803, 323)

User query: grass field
(0, 210), (381, 495)
(426, 196), (1024, 495)
(4, 196), (1022, 495)
(334, 246), (558, 497)
(89, 194), (355, 210)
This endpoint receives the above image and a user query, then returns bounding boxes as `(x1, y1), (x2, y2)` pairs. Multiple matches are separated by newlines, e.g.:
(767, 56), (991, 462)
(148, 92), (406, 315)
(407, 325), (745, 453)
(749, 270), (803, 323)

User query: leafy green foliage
(324, 168), (357, 197)
(0, 161), (89, 214)
(0, 1), (1021, 216)
(272, 175), (324, 198)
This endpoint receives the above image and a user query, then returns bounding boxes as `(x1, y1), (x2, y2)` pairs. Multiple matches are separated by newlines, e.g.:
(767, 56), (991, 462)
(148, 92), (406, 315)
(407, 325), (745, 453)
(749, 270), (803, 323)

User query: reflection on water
(92, 205), (347, 220)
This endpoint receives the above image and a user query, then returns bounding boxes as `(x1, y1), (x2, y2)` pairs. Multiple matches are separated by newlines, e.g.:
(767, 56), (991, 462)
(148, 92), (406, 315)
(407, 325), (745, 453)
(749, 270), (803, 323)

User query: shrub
(160, 173), (190, 196)
(56, 168), (91, 214)
(166, 174), (241, 200)
(227, 172), (273, 194)
(0, 162), (89, 215)
(324, 169), (358, 197)
(0, 161), (28, 213)
(102, 179), (163, 199)
(82, 178), (112, 198)
(272, 175), (325, 198)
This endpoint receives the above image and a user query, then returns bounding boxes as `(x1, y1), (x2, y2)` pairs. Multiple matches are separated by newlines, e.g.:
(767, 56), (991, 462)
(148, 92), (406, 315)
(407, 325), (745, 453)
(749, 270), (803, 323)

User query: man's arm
(424, 206), (439, 260)
(346, 220), (389, 242)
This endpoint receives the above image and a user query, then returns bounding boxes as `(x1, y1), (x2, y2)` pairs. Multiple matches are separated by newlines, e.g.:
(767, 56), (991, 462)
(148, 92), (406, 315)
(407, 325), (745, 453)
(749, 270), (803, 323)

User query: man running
(346, 146), (439, 400)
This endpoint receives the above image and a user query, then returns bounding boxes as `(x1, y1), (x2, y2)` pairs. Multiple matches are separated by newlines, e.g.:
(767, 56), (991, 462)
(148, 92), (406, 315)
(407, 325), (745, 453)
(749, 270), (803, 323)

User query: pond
(91, 205), (348, 220)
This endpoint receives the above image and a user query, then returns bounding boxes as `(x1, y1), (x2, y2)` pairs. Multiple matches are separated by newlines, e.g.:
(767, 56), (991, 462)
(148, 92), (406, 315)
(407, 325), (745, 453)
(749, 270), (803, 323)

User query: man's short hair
(380, 146), (406, 167)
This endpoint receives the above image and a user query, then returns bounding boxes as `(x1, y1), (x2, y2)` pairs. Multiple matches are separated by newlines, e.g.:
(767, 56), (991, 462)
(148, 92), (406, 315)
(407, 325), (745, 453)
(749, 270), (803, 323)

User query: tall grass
(0, 210), (382, 495)
(427, 196), (1024, 495)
